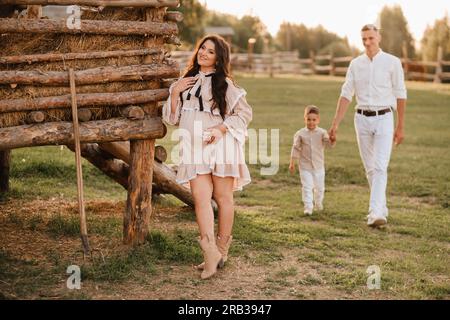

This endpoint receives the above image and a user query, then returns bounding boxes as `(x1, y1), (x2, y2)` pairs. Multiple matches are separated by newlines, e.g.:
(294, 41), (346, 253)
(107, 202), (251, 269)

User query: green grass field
(1, 75), (449, 299)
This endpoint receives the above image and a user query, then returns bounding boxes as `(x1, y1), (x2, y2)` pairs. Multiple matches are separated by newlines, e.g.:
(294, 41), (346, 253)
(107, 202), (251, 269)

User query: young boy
(289, 105), (335, 215)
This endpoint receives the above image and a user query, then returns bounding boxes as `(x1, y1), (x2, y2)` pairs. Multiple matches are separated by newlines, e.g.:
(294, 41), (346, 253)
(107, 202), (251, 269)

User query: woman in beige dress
(162, 35), (252, 279)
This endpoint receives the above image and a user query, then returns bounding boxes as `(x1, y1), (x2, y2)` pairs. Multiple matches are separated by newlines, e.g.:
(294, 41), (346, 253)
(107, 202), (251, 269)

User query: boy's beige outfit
(291, 127), (334, 213)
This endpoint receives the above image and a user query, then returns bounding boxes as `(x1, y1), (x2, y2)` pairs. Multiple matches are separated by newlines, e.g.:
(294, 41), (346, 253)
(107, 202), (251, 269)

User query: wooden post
(123, 7), (166, 246)
(310, 50), (316, 75)
(330, 50), (335, 77)
(402, 41), (409, 80)
(269, 51), (274, 78)
(0, 150), (10, 193)
(434, 46), (443, 84)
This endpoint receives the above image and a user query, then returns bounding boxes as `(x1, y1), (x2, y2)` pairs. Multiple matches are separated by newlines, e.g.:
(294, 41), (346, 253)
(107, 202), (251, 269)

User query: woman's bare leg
(190, 174), (215, 237)
(212, 176), (235, 238)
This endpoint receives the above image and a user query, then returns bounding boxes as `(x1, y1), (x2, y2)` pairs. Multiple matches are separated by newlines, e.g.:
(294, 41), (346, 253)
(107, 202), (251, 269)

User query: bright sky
(203, 0), (450, 50)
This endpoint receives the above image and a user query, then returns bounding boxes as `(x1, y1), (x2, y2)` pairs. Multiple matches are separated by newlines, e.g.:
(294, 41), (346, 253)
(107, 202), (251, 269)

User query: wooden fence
(171, 46), (450, 83)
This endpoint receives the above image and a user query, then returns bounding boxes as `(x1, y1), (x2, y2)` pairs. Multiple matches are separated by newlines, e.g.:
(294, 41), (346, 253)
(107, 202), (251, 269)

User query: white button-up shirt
(340, 49), (407, 110)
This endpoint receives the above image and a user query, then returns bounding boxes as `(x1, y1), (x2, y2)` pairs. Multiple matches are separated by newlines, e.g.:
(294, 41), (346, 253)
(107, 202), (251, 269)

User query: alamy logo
(66, 6), (81, 30)
(66, 265), (81, 290)
(366, 265), (381, 290)
(169, 121), (280, 176)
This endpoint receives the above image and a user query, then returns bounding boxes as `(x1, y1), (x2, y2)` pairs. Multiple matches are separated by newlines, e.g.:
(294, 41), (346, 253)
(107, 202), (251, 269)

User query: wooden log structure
(0, 150), (10, 193)
(164, 11), (183, 23)
(0, 0), (180, 7)
(0, 48), (162, 65)
(164, 35), (181, 46)
(0, 117), (166, 151)
(121, 106), (145, 120)
(124, 139), (153, 245)
(0, 1), (185, 246)
(0, 62), (179, 86)
(122, 6), (164, 245)
(25, 111), (45, 123)
(98, 141), (195, 208)
(26, 4), (41, 18)
(0, 88), (169, 113)
(0, 18), (178, 36)
(67, 143), (129, 189)
(77, 108), (92, 122)
(67, 143), (169, 196)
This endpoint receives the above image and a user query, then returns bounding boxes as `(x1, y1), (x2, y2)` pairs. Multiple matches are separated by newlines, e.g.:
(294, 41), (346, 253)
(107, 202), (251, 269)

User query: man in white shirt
(329, 24), (407, 227)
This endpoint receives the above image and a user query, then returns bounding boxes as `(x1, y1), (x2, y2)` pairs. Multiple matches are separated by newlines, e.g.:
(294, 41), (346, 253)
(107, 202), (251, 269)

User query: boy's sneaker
(367, 215), (387, 228)
(304, 207), (313, 216)
(314, 203), (324, 211)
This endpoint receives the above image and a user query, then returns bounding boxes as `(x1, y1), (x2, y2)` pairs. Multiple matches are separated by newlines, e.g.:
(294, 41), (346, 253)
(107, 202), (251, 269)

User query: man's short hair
(361, 24), (379, 32)
(304, 105), (320, 116)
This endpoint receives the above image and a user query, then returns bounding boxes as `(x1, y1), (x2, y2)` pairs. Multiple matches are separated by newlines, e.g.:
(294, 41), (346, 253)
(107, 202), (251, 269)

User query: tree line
(176, 1), (450, 62)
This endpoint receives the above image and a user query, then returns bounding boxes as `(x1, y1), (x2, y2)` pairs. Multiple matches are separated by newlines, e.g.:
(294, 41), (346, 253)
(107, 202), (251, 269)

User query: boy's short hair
(304, 105), (320, 117)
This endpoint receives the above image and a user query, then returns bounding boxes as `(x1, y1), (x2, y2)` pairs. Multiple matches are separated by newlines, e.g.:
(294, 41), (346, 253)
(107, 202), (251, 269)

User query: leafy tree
(275, 23), (351, 58)
(174, 0), (208, 46)
(421, 15), (450, 61)
(379, 5), (416, 58)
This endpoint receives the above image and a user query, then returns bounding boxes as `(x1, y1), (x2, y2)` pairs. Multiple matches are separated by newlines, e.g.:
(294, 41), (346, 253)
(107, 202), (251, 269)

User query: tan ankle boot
(196, 235), (232, 270)
(198, 234), (223, 279)
(216, 235), (232, 263)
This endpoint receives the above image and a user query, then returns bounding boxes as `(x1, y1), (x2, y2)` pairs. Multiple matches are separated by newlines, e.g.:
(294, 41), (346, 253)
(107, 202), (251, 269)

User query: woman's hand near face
(172, 76), (198, 95)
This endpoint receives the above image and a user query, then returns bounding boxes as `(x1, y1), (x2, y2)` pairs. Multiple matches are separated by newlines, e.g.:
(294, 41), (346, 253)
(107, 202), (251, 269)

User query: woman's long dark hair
(183, 35), (231, 119)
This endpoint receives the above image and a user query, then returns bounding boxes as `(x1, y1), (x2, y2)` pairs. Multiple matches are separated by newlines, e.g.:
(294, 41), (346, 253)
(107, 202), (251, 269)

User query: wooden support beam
(0, 88), (169, 113)
(0, 116), (166, 151)
(0, 0), (180, 7)
(0, 48), (162, 65)
(434, 46), (443, 84)
(0, 18), (178, 36)
(124, 139), (153, 245)
(67, 142), (167, 195)
(67, 143), (129, 189)
(98, 141), (195, 208)
(123, 6), (161, 245)
(0, 150), (10, 193)
(0, 62), (179, 86)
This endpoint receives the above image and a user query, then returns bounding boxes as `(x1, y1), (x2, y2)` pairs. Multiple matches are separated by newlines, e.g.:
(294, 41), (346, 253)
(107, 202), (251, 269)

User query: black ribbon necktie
(185, 73), (213, 112)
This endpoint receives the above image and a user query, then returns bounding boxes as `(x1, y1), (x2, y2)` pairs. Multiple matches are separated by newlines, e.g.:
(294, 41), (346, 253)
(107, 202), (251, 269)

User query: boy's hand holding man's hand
(289, 162), (296, 175)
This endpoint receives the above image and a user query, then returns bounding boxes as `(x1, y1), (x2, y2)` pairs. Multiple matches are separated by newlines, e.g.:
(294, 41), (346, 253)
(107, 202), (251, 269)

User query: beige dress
(162, 70), (252, 191)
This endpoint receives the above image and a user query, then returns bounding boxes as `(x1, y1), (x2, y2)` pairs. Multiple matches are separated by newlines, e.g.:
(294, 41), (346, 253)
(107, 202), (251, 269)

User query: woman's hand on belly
(204, 124), (227, 144)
